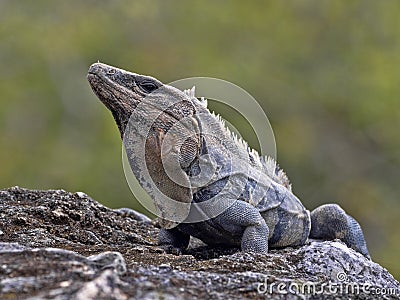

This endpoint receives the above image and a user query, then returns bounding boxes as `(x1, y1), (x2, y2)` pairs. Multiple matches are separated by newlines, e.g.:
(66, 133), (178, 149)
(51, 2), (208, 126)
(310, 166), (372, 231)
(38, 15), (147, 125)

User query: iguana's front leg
(310, 204), (370, 259)
(158, 227), (190, 255)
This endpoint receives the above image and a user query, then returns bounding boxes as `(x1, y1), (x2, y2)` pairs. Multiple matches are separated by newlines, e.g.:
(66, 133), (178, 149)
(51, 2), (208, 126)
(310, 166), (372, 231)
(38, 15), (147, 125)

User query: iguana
(87, 62), (370, 258)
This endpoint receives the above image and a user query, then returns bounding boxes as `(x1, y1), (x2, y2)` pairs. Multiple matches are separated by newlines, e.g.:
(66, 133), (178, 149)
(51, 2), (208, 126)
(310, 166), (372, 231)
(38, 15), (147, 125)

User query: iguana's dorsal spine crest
(184, 86), (292, 191)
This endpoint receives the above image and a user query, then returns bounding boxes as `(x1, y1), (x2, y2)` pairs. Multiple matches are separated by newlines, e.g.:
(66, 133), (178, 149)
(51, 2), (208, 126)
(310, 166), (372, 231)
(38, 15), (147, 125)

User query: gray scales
(87, 62), (370, 259)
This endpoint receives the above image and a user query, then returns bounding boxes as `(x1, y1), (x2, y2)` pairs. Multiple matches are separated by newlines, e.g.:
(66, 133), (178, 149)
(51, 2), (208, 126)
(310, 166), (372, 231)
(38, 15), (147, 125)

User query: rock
(0, 186), (398, 299)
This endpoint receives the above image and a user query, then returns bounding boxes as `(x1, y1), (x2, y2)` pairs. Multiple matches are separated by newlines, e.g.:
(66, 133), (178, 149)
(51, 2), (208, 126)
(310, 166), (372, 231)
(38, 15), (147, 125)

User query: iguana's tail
(309, 204), (370, 259)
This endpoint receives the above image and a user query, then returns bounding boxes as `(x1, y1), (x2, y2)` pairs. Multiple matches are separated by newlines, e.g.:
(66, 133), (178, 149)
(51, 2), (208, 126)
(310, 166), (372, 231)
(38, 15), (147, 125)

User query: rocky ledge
(0, 187), (398, 299)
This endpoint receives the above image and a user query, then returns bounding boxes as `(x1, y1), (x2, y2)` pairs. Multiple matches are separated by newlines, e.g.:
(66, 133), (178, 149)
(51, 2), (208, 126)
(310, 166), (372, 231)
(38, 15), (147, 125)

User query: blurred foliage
(0, 0), (399, 278)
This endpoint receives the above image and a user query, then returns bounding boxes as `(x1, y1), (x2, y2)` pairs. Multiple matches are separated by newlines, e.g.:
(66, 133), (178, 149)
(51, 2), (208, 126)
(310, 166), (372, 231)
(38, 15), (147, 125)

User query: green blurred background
(0, 1), (399, 278)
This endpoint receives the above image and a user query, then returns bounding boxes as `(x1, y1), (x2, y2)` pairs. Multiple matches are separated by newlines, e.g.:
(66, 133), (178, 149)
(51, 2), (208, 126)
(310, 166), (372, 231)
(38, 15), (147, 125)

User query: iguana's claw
(159, 245), (184, 255)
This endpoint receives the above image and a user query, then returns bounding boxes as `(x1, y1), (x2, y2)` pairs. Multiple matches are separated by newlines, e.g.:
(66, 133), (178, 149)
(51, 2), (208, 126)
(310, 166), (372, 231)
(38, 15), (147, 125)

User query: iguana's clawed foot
(158, 244), (185, 255)
(158, 227), (190, 255)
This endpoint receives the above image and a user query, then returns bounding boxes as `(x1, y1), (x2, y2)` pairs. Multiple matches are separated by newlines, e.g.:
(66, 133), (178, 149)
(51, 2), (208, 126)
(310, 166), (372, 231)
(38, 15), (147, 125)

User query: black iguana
(87, 62), (370, 258)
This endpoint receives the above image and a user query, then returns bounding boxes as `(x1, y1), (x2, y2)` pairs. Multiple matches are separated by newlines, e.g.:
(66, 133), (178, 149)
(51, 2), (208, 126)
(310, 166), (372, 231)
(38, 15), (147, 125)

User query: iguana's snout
(87, 62), (162, 135)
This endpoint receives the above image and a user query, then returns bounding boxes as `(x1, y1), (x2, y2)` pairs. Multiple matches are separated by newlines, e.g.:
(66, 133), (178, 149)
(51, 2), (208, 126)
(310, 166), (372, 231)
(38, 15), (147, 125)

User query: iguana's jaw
(87, 62), (162, 136)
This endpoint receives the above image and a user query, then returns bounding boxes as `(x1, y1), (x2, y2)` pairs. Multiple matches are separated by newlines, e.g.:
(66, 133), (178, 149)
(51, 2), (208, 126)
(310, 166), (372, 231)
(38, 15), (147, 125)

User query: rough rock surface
(0, 187), (398, 299)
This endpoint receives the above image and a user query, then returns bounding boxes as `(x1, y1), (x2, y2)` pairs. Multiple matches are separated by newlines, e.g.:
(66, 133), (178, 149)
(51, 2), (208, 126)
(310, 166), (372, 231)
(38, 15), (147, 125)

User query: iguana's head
(87, 62), (196, 137)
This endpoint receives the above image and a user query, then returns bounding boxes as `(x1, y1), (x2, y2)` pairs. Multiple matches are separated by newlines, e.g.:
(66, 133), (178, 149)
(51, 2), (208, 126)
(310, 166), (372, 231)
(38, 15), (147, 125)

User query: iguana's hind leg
(310, 204), (370, 259)
(219, 200), (270, 254)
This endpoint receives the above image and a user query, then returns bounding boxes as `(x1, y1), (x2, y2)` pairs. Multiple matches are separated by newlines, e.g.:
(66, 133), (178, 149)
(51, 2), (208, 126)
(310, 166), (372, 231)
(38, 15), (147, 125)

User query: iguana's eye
(138, 80), (158, 93)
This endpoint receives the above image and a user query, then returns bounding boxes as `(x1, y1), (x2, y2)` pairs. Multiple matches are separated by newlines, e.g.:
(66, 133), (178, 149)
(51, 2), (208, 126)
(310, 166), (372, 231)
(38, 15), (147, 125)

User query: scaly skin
(87, 62), (370, 259)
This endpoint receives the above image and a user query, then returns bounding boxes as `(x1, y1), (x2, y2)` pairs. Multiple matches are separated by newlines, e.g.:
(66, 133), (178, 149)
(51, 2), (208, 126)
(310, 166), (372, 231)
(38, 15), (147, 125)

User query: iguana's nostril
(107, 69), (116, 75)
